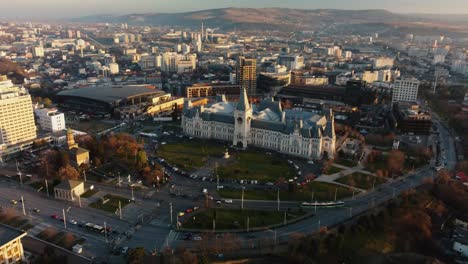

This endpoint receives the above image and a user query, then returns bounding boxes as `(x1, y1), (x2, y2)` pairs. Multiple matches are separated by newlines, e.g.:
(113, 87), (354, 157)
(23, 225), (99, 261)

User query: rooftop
(55, 180), (83, 190)
(0, 223), (26, 246)
(57, 85), (166, 104)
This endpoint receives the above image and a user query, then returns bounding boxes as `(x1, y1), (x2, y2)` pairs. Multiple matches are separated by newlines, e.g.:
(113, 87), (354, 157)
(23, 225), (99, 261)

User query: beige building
(236, 56), (257, 95)
(0, 75), (37, 149)
(54, 180), (85, 201)
(186, 83), (240, 98)
(64, 129), (89, 167)
(0, 224), (27, 264)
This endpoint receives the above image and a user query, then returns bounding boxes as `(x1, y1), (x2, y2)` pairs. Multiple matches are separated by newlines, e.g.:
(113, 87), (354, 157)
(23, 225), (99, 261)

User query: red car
(185, 208), (193, 214)
(50, 214), (59, 219)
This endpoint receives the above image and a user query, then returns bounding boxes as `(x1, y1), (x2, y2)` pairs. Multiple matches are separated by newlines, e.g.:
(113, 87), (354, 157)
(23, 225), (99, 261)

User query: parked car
(32, 208), (40, 213)
(69, 219), (78, 225)
(10, 200), (17, 205)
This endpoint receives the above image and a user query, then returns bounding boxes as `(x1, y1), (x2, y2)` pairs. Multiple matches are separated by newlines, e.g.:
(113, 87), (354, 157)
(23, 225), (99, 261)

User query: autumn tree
(43, 98), (53, 108)
(58, 165), (80, 180)
(387, 150), (405, 177)
(127, 247), (147, 264)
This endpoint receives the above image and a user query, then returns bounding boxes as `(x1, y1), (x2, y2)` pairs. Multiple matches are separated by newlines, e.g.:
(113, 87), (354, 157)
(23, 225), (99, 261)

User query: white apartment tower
(392, 77), (420, 103)
(0, 75), (36, 147)
(34, 107), (66, 132)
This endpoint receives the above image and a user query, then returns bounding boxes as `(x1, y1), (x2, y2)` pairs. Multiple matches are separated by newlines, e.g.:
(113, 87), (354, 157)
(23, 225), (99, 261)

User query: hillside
(70, 8), (412, 29)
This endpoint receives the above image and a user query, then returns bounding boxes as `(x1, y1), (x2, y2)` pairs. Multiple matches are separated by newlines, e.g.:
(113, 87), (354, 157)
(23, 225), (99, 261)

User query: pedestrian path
(160, 229), (179, 251)
(150, 214), (170, 227)
(28, 222), (51, 236)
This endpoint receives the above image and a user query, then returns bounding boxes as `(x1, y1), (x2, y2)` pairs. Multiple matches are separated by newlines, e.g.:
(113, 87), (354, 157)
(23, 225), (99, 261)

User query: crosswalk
(160, 230), (179, 251)
(28, 222), (51, 236)
(150, 214), (170, 227)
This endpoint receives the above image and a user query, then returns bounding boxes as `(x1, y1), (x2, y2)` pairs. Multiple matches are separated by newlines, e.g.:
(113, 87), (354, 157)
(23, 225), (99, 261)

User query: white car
(307, 160), (314, 165)
(224, 199), (233, 204)
(202, 188), (208, 193)
(69, 219), (78, 225)
(193, 235), (202, 241)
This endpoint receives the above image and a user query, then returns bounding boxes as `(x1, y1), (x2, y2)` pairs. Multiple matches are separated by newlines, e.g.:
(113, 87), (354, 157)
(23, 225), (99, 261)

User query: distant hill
(69, 8), (468, 36)
(70, 8), (412, 29)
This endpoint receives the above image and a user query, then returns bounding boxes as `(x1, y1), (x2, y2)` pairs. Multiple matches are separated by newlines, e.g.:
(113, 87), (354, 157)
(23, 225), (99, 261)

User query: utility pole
(78, 195), (82, 208)
(170, 202), (173, 225)
(162, 167), (165, 184)
(131, 186), (135, 201)
(83, 170), (87, 182)
(241, 187), (245, 210)
(45, 179), (49, 197)
(62, 208), (67, 229)
(334, 188), (337, 202)
(16, 160), (23, 187)
(247, 216), (250, 232)
(176, 215), (179, 230)
(213, 219), (216, 233)
(20, 196), (25, 215)
(283, 211), (287, 226)
(314, 200), (317, 213)
(277, 188), (280, 211)
(104, 222), (108, 243)
(118, 201), (122, 220)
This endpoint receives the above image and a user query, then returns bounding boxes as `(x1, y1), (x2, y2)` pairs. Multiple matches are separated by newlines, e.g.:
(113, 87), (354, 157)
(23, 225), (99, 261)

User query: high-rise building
(32, 46), (44, 58)
(0, 75), (36, 148)
(392, 77), (420, 103)
(236, 56), (257, 95)
(109, 62), (119, 75)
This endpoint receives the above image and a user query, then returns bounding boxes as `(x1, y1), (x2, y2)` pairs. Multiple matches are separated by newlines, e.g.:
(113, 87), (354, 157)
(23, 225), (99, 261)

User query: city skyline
(1, 0), (468, 19)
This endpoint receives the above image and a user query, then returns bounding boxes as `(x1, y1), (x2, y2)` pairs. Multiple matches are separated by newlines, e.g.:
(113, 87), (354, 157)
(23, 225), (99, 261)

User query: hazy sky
(2, 0), (468, 19)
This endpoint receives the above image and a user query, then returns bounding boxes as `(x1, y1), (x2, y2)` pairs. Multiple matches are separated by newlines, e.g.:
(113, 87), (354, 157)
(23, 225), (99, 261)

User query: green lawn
(182, 209), (306, 230)
(336, 172), (386, 190)
(365, 159), (387, 173)
(334, 158), (358, 168)
(219, 181), (355, 202)
(81, 189), (98, 198)
(89, 194), (131, 213)
(157, 140), (225, 171)
(218, 152), (295, 183)
(324, 166), (344, 175)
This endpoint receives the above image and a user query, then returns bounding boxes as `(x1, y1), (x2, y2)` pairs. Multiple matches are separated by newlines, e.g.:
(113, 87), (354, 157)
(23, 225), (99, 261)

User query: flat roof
(0, 223), (26, 246)
(57, 85), (166, 104)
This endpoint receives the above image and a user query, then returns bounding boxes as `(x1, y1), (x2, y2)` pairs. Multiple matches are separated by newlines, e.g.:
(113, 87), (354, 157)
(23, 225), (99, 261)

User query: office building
(278, 55), (304, 70)
(186, 83), (241, 98)
(236, 56), (257, 95)
(32, 46), (44, 58)
(373, 57), (394, 69)
(0, 75), (37, 148)
(108, 62), (119, 75)
(392, 77), (420, 103)
(34, 107), (66, 133)
(393, 102), (432, 135)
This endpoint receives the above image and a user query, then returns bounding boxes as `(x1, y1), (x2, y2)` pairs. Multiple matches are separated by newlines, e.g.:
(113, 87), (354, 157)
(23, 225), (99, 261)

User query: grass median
(89, 194), (131, 213)
(182, 208), (306, 230)
(335, 172), (387, 190)
(218, 181), (355, 202)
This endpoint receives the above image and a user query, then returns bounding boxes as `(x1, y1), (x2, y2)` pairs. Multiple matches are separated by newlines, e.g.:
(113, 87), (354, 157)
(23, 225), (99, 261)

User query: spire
(324, 109), (335, 138)
(236, 87), (250, 111)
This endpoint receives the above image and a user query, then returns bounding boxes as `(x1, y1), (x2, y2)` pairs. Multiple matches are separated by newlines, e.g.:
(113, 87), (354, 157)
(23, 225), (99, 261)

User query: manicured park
(182, 209), (306, 230)
(219, 181), (355, 202)
(89, 194), (131, 213)
(217, 152), (295, 183)
(335, 172), (387, 190)
(157, 140), (225, 171)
